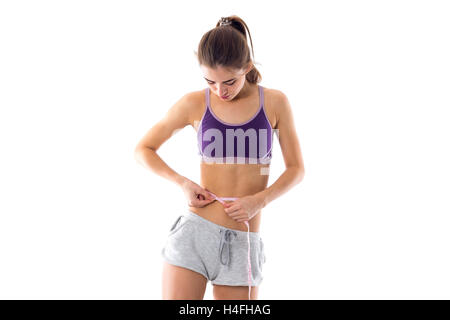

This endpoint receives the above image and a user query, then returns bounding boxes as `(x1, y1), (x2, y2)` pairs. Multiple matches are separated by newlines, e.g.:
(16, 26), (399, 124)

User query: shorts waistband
(183, 209), (261, 243)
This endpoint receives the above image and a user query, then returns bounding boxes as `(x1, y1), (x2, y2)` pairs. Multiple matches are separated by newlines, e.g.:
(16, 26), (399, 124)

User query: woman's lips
(221, 95), (229, 99)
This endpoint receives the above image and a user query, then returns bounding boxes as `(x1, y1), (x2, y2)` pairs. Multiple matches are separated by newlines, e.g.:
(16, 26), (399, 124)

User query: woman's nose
(217, 85), (227, 95)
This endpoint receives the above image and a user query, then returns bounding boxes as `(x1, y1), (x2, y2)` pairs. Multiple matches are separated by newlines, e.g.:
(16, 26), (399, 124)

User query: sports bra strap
(206, 87), (210, 108)
(258, 85), (263, 108)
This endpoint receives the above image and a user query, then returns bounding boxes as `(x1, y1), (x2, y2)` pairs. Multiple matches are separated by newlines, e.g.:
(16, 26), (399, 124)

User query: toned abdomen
(188, 162), (270, 233)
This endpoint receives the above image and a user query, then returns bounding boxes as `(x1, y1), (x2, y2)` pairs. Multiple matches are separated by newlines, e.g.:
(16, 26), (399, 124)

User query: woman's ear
(244, 63), (253, 74)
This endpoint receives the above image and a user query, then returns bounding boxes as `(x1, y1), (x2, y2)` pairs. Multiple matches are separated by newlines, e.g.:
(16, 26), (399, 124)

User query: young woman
(135, 16), (305, 300)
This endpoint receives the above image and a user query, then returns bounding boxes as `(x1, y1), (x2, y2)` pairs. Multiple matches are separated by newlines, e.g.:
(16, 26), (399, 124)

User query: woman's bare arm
(254, 90), (305, 207)
(134, 92), (196, 186)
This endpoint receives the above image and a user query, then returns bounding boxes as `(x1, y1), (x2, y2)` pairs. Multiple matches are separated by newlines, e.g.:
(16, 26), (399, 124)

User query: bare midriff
(188, 162), (270, 233)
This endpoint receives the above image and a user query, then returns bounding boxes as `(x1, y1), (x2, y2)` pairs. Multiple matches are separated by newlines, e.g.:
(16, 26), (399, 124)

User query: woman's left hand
(223, 194), (264, 223)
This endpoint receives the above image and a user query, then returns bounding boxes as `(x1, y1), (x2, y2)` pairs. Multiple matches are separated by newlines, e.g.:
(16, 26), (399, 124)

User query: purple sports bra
(197, 85), (273, 164)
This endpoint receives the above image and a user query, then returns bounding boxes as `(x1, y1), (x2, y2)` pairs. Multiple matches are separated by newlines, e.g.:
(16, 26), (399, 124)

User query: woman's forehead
(201, 65), (242, 79)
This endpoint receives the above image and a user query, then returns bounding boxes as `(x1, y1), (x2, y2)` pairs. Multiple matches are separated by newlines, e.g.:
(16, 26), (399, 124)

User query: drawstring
(219, 229), (237, 265)
(207, 191), (253, 300)
(170, 216), (182, 232)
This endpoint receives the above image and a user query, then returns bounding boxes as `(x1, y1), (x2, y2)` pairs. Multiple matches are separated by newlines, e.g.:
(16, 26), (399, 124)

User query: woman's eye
(208, 81), (236, 86)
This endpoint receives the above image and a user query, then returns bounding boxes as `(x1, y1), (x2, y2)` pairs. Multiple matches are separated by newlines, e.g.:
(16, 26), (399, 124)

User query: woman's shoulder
(261, 85), (287, 101)
(260, 86), (289, 129)
(265, 87), (294, 130)
(183, 89), (208, 131)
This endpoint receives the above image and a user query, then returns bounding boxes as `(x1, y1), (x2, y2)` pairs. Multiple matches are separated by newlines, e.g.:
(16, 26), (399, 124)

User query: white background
(1, 0), (449, 299)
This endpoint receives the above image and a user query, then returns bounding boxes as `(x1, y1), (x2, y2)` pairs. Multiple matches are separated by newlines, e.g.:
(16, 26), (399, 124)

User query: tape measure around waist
(207, 191), (252, 300)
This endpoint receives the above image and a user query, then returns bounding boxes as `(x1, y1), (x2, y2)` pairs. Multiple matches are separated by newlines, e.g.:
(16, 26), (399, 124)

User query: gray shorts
(161, 209), (266, 286)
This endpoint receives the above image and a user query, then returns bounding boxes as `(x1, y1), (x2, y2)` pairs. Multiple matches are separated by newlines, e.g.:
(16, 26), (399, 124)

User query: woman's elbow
(295, 167), (305, 183)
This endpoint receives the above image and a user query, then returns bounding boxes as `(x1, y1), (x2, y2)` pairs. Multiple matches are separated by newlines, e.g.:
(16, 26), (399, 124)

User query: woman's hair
(194, 15), (262, 84)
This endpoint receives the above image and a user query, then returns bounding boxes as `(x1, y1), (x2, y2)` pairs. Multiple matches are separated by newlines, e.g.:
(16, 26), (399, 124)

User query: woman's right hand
(180, 178), (216, 208)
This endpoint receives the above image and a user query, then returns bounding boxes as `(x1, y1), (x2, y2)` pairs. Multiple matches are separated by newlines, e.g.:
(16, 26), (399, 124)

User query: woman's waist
(205, 190), (238, 204)
(188, 201), (261, 233)
(200, 183), (268, 201)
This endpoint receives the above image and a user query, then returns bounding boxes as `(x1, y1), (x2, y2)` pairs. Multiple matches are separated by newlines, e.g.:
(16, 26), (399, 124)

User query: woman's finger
(198, 198), (215, 207)
(197, 194), (205, 200)
(226, 207), (240, 216)
(200, 190), (214, 200)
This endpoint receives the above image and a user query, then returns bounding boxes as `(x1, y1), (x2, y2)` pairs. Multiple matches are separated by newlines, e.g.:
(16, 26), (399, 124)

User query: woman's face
(200, 64), (251, 101)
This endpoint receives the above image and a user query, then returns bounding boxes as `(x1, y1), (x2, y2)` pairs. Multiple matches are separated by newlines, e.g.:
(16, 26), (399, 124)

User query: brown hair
(194, 15), (262, 84)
